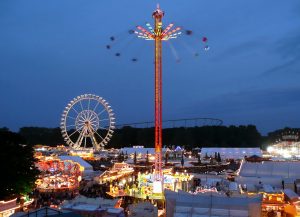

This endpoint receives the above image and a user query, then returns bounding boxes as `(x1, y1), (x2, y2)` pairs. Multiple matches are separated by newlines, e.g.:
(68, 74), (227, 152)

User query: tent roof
(58, 156), (93, 170)
(238, 161), (300, 179)
(121, 147), (167, 155)
(165, 190), (261, 209)
(200, 148), (262, 159)
(11, 207), (79, 217)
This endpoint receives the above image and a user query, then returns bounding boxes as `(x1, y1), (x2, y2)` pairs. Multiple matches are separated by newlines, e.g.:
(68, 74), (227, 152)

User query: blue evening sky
(0, 0), (299, 134)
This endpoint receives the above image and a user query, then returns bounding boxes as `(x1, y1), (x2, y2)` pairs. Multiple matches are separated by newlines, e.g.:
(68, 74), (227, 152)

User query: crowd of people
(86, 159), (113, 171)
(28, 189), (77, 210)
(79, 180), (110, 198)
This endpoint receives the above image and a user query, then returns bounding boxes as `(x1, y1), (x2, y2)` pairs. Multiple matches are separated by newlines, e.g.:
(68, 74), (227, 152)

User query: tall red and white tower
(153, 5), (164, 193)
(134, 5), (181, 193)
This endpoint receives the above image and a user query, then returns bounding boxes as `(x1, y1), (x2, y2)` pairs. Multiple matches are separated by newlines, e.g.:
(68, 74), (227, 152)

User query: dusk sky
(0, 0), (299, 134)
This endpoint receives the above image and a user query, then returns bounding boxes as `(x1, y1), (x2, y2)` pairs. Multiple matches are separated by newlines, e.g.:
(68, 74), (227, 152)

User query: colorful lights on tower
(134, 4), (182, 193)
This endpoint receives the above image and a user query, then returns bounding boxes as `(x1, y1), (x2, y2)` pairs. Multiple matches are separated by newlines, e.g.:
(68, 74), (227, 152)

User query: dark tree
(133, 151), (137, 165)
(181, 154), (184, 167)
(165, 152), (169, 165)
(117, 151), (124, 162)
(217, 152), (222, 162)
(197, 154), (201, 164)
(18, 125), (265, 149)
(0, 127), (9, 132)
(146, 150), (149, 164)
(18, 124), (300, 152)
(19, 127), (63, 146)
(0, 130), (39, 200)
(214, 152), (218, 160)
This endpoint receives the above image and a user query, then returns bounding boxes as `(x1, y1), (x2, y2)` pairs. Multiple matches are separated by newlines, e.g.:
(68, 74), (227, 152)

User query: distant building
(0, 198), (20, 217)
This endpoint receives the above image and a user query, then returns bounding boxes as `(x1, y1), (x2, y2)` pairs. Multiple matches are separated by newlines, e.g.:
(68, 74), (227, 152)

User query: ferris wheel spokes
(99, 118), (109, 122)
(79, 100), (84, 111)
(71, 106), (79, 114)
(97, 108), (107, 117)
(66, 124), (76, 128)
(98, 126), (109, 130)
(93, 129), (105, 141)
(87, 98), (91, 111)
(68, 129), (80, 138)
(84, 137), (87, 149)
(93, 101), (100, 112)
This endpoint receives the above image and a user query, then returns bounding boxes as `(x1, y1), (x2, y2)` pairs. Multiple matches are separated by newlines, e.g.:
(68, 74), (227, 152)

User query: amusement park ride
(131, 5), (208, 194)
(60, 94), (115, 151)
(58, 5), (208, 196)
(106, 9), (209, 63)
(134, 5), (179, 194)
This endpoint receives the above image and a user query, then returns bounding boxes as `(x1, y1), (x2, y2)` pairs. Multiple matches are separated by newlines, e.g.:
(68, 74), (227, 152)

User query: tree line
(10, 125), (281, 149)
(0, 127), (39, 200)
(0, 125), (298, 199)
(4, 125), (298, 150)
(108, 125), (263, 149)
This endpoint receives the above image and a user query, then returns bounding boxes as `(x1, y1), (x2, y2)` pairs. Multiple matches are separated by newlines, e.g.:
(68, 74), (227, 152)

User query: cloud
(186, 86), (300, 115)
(262, 59), (299, 76)
(179, 86), (300, 133)
(212, 38), (267, 61)
(261, 29), (300, 76)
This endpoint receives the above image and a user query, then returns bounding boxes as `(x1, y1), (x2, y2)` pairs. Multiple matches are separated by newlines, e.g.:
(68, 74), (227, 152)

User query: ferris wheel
(61, 94), (115, 150)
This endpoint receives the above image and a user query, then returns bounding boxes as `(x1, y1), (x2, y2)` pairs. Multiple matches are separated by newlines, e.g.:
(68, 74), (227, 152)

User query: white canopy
(120, 147), (167, 155)
(58, 156), (93, 173)
(201, 148), (262, 160)
(238, 161), (300, 178)
(165, 190), (261, 217)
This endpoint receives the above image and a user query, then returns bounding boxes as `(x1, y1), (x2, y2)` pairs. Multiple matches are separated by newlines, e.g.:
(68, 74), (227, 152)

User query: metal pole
(153, 5), (163, 186)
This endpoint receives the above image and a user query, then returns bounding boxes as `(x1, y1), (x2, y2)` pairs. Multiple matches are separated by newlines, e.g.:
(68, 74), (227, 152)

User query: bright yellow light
(267, 146), (274, 153)
(153, 181), (163, 194)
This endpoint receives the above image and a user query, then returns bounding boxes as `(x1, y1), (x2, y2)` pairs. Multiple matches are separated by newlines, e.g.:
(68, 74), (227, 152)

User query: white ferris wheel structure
(61, 94), (115, 151)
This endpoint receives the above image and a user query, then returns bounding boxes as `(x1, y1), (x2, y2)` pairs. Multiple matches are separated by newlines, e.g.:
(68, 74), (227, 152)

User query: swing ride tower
(152, 6), (164, 193)
(134, 5), (182, 193)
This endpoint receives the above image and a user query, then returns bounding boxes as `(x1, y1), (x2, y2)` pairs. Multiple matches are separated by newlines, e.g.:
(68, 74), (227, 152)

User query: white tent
(236, 161), (300, 188)
(238, 161), (300, 178)
(58, 156), (93, 176)
(165, 190), (261, 217)
(120, 147), (167, 155)
(61, 195), (121, 216)
(128, 202), (158, 217)
(201, 148), (262, 160)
